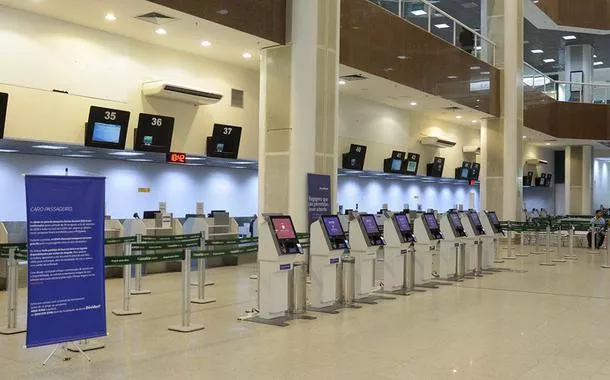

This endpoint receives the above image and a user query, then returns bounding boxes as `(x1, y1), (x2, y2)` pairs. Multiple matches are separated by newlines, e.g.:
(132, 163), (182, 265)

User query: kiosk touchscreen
(381, 212), (417, 294)
(256, 215), (304, 320)
(439, 211), (468, 279)
(486, 211), (504, 235)
(359, 214), (386, 246)
(422, 212), (443, 240)
(393, 213), (416, 243)
(310, 215), (349, 310)
(348, 213), (385, 301)
(413, 213), (443, 286)
(467, 211), (485, 236)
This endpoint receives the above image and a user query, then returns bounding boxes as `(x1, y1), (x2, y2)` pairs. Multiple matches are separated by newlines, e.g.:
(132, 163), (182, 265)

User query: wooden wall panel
(536, 0), (610, 30)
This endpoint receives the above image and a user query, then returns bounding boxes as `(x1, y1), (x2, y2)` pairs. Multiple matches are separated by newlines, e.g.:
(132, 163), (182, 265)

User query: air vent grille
(231, 89), (244, 108)
(135, 12), (176, 25)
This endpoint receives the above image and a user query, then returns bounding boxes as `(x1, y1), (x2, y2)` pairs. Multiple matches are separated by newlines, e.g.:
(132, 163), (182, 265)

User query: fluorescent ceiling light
(543, 58), (555, 63)
(480, 71), (490, 75)
(434, 23), (450, 29)
(594, 61), (604, 66)
(562, 35), (576, 40)
(545, 142), (551, 146)
(32, 145), (67, 150)
(186, 156), (205, 161)
(472, 120), (478, 123)
(411, 10), (427, 16)
(410, 101), (417, 106)
(201, 40), (212, 47)
(108, 151), (144, 157)
(531, 49), (544, 54)
(594, 54), (598, 58)
(470, 66), (481, 70)
(63, 154), (92, 158)
(0, 149), (18, 153)
(397, 55), (408, 60)
(155, 28), (167, 35)
(522, 135), (527, 139)
(128, 159), (153, 162)
(105, 13), (117, 22)
(475, 46), (482, 50)
(447, 75), (458, 79)
(242, 52), (252, 59)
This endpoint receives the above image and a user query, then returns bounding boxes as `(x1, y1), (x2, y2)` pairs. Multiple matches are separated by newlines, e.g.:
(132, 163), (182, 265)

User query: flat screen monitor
(0, 92), (7, 139)
(143, 211), (158, 219)
(391, 150), (405, 160)
(85, 106), (130, 149)
(448, 212), (464, 229)
(391, 159), (403, 172)
(488, 211), (500, 224)
(134, 113), (175, 153)
(427, 157), (445, 177)
(405, 152), (420, 175)
(546, 174), (552, 186)
(361, 214), (380, 234)
(207, 124), (242, 159)
(459, 167), (470, 179)
(322, 215), (345, 237)
(394, 213), (411, 233)
(423, 212), (439, 230)
(470, 163), (481, 180)
(343, 144), (367, 170)
(469, 211), (483, 229)
(271, 217), (297, 240)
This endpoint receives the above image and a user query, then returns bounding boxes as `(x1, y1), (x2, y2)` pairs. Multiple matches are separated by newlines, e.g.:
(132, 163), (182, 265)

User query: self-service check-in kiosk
(413, 212), (443, 287)
(310, 215), (350, 312)
(348, 213), (386, 303)
(479, 210), (503, 268)
(380, 212), (416, 295)
(462, 210), (486, 276)
(250, 215), (308, 324)
(439, 211), (468, 281)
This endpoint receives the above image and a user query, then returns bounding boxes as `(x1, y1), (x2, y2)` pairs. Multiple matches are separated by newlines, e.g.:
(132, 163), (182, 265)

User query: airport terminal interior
(2, 0), (610, 379)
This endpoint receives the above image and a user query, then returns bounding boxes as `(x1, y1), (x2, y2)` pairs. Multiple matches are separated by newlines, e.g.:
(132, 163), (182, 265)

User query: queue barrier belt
(132, 240), (202, 251)
(141, 233), (202, 242)
(104, 236), (138, 245)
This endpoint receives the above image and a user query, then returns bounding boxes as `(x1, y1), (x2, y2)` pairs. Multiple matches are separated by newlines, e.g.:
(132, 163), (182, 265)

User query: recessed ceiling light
(155, 28), (167, 35)
(594, 54), (598, 58)
(480, 71), (490, 75)
(475, 46), (482, 50)
(410, 101), (417, 106)
(108, 151), (144, 157)
(522, 135), (527, 139)
(128, 158), (153, 162)
(338, 79), (347, 85)
(0, 149), (18, 153)
(545, 142), (551, 146)
(33, 145), (68, 150)
(594, 61), (604, 66)
(435, 23), (450, 29)
(472, 120), (478, 123)
(531, 49), (544, 54)
(397, 55), (408, 60)
(456, 115), (462, 119)
(411, 9), (427, 16)
(63, 154), (92, 158)
(242, 52), (252, 59)
(105, 13), (117, 22)
(201, 40), (212, 47)
(447, 75), (458, 79)
(543, 58), (555, 63)
(470, 66), (481, 70)
(562, 35), (576, 40)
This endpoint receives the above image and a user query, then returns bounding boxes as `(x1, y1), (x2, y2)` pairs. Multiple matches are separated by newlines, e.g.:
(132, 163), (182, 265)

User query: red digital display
(166, 152), (187, 164)
(272, 217), (297, 240)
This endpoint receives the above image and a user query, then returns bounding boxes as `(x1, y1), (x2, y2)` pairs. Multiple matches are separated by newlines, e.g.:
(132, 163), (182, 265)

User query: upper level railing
(371, 0), (497, 66)
(523, 62), (610, 105)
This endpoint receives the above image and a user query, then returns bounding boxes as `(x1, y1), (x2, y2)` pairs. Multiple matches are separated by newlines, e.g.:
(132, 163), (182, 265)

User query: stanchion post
(566, 225), (577, 259)
(406, 245), (417, 292)
(112, 241), (141, 316)
(475, 239), (483, 276)
(516, 227), (528, 257)
(589, 221), (600, 254)
(552, 225), (566, 263)
(191, 232), (216, 304)
(169, 248), (204, 332)
(503, 223), (516, 260)
(0, 247), (26, 335)
(540, 224), (556, 266)
(131, 234), (151, 295)
(602, 240), (610, 269)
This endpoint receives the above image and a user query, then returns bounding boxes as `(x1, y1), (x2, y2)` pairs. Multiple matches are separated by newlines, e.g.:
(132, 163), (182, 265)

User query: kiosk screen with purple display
(395, 214), (411, 232)
(424, 213), (439, 230)
(322, 216), (344, 237)
(361, 215), (380, 234)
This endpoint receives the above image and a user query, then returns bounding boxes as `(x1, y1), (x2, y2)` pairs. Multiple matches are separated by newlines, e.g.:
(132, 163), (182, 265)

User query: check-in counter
(139, 217), (184, 273)
(104, 218), (125, 278)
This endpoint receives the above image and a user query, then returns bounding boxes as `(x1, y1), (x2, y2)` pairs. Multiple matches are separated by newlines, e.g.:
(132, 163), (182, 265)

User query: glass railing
(523, 62), (610, 104)
(371, 0), (497, 66)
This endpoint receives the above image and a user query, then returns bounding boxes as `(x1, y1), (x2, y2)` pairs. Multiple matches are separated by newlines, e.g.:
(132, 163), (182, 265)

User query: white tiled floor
(3, 247), (610, 379)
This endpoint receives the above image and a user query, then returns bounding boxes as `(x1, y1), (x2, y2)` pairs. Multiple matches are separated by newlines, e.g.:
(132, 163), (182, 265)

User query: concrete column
(479, 0), (524, 220)
(565, 45), (594, 102)
(258, 0), (339, 231)
(564, 145), (593, 215)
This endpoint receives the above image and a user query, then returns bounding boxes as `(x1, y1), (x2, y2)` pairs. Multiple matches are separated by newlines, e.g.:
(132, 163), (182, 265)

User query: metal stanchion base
(0, 327), (26, 335)
(191, 297), (216, 304)
(376, 288), (412, 296)
(130, 290), (151, 295)
(415, 282), (440, 289)
(516, 253), (530, 257)
(111, 309), (142, 316)
(308, 303), (344, 314)
(239, 314), (291, 327)
(168, 324), (205, 333)
(67, 340), (105, 352)
(502, 257), (517, 260)
(540, 262), (556, 266)
(440, 275), (464, 283)
(552, 259), (567, 263)
(191, 281), (215, 286)
(286, 313), (317, 321)
(601, 265), (610, 269)
(530, 251), (545, 255)
(493, 259), (505, 263)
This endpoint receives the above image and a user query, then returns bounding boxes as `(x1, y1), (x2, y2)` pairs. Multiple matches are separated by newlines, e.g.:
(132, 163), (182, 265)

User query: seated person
(587, 210), (607, 249)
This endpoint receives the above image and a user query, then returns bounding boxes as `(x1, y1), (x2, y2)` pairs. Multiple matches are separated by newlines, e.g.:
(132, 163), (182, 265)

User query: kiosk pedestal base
(310, 255), (340, 310)
(353, 251), (376, 300)
(111, 309), (142, 316)
(168, 324), (205, 333)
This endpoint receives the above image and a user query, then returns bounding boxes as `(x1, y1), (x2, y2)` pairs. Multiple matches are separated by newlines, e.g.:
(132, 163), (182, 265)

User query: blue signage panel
(25, 175), (106, 348)
(307, 173), (331, 226)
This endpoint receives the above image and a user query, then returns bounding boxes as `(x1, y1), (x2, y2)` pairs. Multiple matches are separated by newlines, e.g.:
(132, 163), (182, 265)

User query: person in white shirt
(588, 210), (606, 249)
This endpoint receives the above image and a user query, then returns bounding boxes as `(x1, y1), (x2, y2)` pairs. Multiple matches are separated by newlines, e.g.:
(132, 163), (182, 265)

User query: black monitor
(468, 210), (485, 235)
(342, 144), (367, 171)
(426, 157), (445, 177)
(85, 106), (130, 149)
(208, 210), (227, 217)
(206, 124), (242, 159)
(455, 162), (471, 180)
(393, 213), (416, 243)
(469, 162), (481, 180)
(404, 152), (420, 175)
(545, 174), (552, 187)
(134, 113), (175, 153)
(359, 214), (385, 246)
(320, 215), (349, 250)
(0, 92), (7, 139)
(536, 173), (546, 187)
(486, 211), (503, 234)
(383, 150), (406, 174)
(269, 215), (303, 255)
(143, 210), (159, 219)
(523, 171), (534, 187)
(422, 212), (443, 240)
(447, 211), (467, 237)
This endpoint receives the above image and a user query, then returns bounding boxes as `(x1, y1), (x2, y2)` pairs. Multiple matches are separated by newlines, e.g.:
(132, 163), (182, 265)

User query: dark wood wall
(536, 0), (610, 30)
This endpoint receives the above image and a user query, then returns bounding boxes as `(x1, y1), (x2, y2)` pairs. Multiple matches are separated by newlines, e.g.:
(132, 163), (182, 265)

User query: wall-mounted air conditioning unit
(463, 146), (480, 154)
(420, 136), (457, 148)
(525, 158), (548, 165)
(142, 81), (223, 105)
